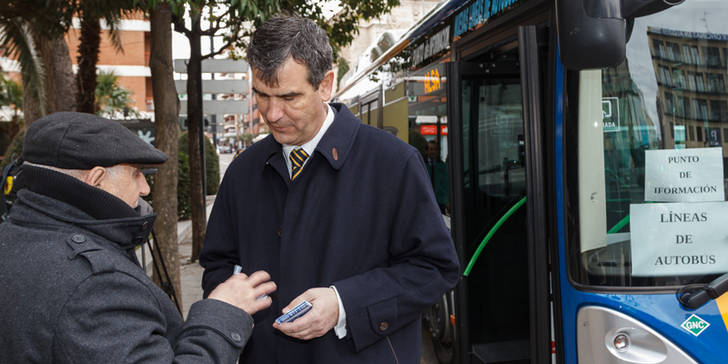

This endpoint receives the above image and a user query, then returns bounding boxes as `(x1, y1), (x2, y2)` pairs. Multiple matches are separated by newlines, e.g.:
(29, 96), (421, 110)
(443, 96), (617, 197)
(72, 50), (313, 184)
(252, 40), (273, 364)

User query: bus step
(472, 340), (530, 363)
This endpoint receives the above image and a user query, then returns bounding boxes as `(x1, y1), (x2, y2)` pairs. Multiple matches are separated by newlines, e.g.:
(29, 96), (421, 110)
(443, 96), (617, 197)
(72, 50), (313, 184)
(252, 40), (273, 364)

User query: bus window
(406, 62), (450, 214)
(568, 0), (728, 287)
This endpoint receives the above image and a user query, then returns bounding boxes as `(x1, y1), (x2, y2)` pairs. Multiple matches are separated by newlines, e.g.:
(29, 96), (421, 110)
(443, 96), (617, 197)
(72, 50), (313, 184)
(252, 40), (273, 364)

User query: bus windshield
(569, 0), (728, 288)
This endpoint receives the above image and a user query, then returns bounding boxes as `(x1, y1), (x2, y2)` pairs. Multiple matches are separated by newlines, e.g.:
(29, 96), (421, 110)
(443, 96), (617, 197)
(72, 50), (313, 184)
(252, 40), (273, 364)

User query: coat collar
(261, 103), (360, 173)
(10, 166), (155, 250)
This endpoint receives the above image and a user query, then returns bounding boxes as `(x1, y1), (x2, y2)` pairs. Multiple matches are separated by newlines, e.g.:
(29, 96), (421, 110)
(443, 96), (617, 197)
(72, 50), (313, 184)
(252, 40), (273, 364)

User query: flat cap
(23, 112), (168, 169)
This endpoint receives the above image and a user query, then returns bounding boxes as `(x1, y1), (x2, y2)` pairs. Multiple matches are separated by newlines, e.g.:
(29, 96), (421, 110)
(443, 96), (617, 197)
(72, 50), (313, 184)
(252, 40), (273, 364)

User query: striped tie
(289, 148), (309, 180)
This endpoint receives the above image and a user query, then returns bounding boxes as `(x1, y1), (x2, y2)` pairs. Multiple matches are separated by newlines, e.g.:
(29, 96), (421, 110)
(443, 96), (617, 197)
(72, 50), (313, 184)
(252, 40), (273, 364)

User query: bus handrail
(463, 196), (527, 276)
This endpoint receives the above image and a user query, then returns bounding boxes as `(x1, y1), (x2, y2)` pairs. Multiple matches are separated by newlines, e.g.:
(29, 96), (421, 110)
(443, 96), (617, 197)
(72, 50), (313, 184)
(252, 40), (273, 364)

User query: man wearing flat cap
(0, 112), (276, 363)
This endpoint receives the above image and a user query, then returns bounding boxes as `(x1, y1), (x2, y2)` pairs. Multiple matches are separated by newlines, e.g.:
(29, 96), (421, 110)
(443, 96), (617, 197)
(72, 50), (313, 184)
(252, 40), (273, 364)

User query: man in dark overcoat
(200, 15), (460, 363)
(0, 112), (276, 363)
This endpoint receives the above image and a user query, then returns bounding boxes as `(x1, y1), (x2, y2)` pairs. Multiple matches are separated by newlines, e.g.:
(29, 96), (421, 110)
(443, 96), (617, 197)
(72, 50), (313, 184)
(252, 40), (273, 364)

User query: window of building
(667, 42), (680, 61)
(687, 73), (697, 91)
(697, 126), (703, 141)
(704, 46), (721, 67)
(676, 95), (686, 117)
(689, 125), (695, 140)
(664, 92), (674, 114)
(707, 73), (725, 92)
(697, 99), (708, 121)
(696, 73), (706, 92)
(653, 39), (665, 58)
(673, 69), (686, 89)
(691, 46), (700, 64)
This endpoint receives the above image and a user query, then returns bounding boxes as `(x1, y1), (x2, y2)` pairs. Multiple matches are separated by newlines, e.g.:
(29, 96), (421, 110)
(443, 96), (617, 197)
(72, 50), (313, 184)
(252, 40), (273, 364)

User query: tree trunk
(150, 4), (182, 307)
(76, 12), (100, 114)
(50, 36), (75, 111)
(186, 14), (206, 262)
(37, 34), (75, 113)
(22, 25), (44, 126)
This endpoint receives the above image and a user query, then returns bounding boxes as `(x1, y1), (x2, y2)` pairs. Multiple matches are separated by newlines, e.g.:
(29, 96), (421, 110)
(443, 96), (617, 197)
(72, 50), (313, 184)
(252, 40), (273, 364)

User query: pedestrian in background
(0, 112), (276, 363)
(200, 15), (459, 364)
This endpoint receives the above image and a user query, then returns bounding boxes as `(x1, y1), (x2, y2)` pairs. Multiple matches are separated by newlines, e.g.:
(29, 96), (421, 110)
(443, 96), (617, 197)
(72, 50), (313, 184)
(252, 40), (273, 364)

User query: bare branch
(171, 13), (191, 37)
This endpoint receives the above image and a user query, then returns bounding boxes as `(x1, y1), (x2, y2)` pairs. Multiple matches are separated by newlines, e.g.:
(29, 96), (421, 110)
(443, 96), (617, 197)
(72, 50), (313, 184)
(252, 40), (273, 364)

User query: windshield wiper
(678, 272), (728, 309)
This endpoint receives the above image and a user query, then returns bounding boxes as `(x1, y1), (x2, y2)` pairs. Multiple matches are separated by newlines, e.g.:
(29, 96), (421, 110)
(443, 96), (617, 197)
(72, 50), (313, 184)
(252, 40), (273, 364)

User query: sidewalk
(165, 195), (214, 318)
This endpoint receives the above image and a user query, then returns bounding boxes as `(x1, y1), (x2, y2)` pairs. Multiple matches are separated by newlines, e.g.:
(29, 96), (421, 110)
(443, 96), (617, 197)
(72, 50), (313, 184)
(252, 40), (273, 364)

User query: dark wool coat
(200, 103), (460, 364)
(0, 167), (253, 363)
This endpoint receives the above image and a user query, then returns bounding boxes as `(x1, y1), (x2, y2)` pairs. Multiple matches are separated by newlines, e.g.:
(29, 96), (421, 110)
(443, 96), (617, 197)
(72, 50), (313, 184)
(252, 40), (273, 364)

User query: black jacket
(0, 166), (253, 363)
(201, 104), (459, 363)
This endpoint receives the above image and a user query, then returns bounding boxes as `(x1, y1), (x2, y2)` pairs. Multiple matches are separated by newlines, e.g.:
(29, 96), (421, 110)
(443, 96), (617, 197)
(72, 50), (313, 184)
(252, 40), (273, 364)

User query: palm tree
(75, 0), (137, 113)
(0, 17), (45, 123)
(95, 70), (137, 118)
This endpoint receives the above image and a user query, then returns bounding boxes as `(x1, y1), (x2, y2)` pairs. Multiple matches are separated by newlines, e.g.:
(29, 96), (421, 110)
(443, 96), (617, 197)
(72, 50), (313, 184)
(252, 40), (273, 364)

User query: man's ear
(318, 70), (335, 101)
(84, 166), (106, 187)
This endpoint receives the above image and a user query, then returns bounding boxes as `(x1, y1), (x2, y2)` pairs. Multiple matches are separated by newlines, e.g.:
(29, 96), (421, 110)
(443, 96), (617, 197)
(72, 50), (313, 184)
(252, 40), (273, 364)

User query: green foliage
(0, 18), (46, 115)
(176, 150), (191, 219)
(177, 131), (219, 218)
(0, 74), (22, 114)
(142, 131), (219, 220)
(336, 58), (349, 88)
(0, 129), (24, 170)
(95, 70), (137, 118)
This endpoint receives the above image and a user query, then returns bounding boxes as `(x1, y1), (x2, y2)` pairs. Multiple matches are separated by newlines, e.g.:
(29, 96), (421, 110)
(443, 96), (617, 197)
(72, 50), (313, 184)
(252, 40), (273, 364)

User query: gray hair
(23, 161), (124, 181)
(247, 15), (334, 88)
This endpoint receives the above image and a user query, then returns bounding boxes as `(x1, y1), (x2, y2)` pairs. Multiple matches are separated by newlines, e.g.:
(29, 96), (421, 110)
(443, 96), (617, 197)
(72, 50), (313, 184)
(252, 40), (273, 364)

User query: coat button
(230, 332), (242, 342)
(71, 234), (86, 244)
(276, 226), (282, 237)
(379, 321), (389, 332)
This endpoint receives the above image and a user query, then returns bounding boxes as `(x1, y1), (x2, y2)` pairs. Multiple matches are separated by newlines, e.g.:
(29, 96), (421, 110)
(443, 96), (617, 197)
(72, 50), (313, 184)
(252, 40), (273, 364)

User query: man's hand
(208, 270), (276, 315)
(273, 287), (339, 340)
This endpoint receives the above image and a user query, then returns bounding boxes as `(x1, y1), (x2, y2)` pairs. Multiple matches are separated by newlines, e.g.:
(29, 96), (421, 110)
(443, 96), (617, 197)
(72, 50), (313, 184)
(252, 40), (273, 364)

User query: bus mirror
(556, 0), (682, 70)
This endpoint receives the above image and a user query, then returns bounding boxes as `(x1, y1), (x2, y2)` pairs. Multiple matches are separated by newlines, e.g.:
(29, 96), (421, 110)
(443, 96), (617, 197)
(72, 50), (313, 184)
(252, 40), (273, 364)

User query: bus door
(448, 25), (552, 364)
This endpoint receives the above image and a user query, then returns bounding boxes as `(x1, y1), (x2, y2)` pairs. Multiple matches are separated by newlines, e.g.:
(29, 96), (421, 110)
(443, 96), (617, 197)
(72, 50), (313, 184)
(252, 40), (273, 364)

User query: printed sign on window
(630, 202), (728, 276)
(644, 147), (724, 202)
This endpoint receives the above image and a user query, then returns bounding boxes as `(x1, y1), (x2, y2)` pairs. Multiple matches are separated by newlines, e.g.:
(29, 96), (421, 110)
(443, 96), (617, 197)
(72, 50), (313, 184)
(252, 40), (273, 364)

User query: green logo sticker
(681, 314), (710, 336)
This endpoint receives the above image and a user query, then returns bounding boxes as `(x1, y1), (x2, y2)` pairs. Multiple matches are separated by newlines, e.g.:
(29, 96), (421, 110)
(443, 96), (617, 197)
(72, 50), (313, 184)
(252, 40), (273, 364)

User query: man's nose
(265, 98), (284, 122)
(139, 175), (151, 197)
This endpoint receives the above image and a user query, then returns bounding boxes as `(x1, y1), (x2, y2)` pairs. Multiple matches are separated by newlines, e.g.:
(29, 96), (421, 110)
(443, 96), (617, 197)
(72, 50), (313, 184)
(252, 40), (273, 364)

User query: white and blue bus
(336, 0), (728, 363)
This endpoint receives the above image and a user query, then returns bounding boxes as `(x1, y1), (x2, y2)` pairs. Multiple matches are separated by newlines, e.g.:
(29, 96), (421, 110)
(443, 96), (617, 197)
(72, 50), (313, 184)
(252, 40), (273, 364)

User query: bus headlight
(613, 333), (630, 351)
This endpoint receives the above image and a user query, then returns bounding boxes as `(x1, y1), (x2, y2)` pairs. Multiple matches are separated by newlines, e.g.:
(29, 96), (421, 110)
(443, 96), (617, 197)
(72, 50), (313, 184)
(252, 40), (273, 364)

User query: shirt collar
(282, 103), (335, 161)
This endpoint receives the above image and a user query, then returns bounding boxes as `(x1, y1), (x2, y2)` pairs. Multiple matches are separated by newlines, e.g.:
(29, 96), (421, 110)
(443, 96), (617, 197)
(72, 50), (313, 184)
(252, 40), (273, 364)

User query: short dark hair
(247, 15), (333, 88)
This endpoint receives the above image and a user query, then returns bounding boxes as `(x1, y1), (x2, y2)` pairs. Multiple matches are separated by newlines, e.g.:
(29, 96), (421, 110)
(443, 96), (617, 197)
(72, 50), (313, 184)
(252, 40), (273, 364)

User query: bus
(335, 0), (728, 363)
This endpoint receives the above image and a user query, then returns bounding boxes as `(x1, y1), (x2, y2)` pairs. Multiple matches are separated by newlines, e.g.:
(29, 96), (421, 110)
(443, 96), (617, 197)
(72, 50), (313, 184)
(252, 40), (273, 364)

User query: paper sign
(630, 202), (728, 276)
(644, 148), (724, 202)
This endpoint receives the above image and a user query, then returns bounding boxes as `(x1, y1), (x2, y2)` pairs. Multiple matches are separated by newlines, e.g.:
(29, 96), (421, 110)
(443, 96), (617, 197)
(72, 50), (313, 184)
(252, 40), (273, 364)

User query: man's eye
(283, 96), (295, 101)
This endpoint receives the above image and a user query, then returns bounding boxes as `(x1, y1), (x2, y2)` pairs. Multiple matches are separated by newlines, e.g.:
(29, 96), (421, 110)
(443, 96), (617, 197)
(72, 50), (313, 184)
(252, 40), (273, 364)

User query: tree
(75, 0), (137, 113)
(0, 73), (22, 120)
(1, 0), (78, 123)
(0, 17), (45, 124)
(149, 1), (182, 307)
(173, 0), (400, 262)
(95, 70), (137, 118)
